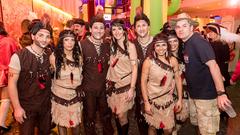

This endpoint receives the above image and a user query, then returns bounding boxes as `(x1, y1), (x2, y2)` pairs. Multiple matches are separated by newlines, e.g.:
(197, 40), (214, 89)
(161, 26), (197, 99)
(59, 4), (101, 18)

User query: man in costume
(80, 16), (114, 135)
(132, 13), (153, 135)
(8, 21), (52, 135)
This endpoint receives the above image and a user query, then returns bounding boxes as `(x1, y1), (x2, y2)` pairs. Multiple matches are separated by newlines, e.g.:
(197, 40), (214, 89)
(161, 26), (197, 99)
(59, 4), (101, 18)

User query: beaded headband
(60, 33), (75, 39)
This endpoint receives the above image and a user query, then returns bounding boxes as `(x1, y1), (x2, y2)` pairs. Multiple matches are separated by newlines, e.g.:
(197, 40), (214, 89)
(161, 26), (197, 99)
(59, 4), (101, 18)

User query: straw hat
(170, 13), (199, 28)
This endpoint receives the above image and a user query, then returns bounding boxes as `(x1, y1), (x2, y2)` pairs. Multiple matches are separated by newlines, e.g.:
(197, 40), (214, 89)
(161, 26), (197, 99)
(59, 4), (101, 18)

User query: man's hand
(217, 94), (232, 111)
(14, 107), (27, 124)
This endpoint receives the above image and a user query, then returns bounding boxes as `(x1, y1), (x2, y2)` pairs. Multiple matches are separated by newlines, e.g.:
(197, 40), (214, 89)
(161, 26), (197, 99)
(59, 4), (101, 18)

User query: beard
(34, 40), (48, 48)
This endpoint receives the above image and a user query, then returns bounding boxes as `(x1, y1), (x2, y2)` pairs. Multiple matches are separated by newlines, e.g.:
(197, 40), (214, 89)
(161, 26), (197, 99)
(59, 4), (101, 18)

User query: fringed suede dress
(51, 59), (83, 127)
(144, 58), (175, 130)
(106, 50), (135, 114)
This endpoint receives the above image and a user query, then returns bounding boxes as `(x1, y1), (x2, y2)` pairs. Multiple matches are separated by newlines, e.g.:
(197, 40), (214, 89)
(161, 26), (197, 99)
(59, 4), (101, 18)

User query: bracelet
(217, 91), (226, 96)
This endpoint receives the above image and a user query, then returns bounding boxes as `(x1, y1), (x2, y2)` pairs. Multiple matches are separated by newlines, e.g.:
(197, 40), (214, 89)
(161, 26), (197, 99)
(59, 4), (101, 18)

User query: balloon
(149, 0), (168, 35)
(168, 0), (181, 16)
(130, 0), (141, 24)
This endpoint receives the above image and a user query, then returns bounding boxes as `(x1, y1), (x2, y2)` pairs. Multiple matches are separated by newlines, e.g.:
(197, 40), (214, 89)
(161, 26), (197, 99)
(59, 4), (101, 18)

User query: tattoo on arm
(8, 72), (16, 78)
(8, 72), (14, 78)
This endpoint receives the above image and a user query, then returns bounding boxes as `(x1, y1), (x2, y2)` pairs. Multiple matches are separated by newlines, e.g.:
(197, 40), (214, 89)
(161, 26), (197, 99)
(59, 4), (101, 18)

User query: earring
(165, 51), (168, 57)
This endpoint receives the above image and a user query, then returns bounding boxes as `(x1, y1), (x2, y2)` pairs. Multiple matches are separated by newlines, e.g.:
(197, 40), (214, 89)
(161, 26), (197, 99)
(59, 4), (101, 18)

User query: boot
(157, 128), (163, 135)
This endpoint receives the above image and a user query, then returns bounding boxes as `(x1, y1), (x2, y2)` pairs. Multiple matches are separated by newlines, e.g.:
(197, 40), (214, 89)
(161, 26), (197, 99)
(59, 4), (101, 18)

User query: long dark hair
(0, 22), (8, 36)
(151, 33), (172, 62)
(110, 19), (128, 55)
(54, 30), (81, 79)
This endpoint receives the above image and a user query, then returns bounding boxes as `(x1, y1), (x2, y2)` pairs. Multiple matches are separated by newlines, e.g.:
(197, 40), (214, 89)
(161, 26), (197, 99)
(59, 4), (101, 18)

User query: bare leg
(0, 87), (11, 128)
(118, 112), (128, 126)
(58, 125), (67, 135)
(163, 128), (173, 135)
(148, 126), (157, 135)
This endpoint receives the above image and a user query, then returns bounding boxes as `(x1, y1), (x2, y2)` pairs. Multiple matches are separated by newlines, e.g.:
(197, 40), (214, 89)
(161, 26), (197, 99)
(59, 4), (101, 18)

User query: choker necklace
(30, 46), (44, 63)
(88, 37), (102, 46)
(138, 36), (152, 46)
(31, 46), (44, 57)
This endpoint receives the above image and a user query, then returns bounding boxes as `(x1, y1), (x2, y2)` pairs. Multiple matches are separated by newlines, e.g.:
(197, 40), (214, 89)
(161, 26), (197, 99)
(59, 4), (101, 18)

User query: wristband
(217, 91), (226, 96)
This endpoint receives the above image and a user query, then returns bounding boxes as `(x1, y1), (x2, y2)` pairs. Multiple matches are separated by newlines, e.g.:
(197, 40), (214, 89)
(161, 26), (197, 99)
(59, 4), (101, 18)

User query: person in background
(8, 21), (52, 135)
(204, 23), (230, 87)
(80, 16), (114, 135)
(65, 19), (75, 30)
(141, 33), (182, 135)
(171, 12), (231, 135)
(19, 19), (32, 48)
(72, 18), (86, 41)
(106, 19), (138, 135)
(0, 22), (19, 134)
(132, 13), (154, 135)
(50, 30), (83, 135)
(166, 32), (189, 135)
(230, 60), (240, 85)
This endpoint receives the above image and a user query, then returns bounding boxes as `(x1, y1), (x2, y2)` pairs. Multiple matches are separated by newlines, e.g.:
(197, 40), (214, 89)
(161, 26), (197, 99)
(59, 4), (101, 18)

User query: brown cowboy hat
(170, 13), (199, 28)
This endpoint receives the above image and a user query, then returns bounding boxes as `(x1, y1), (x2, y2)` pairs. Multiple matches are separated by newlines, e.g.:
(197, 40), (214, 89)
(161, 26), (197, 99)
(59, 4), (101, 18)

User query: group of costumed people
(1, 10), (240, 135)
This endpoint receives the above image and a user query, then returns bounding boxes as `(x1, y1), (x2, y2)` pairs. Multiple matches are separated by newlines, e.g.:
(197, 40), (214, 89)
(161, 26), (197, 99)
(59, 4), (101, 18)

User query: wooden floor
(2, 82), (240, 135)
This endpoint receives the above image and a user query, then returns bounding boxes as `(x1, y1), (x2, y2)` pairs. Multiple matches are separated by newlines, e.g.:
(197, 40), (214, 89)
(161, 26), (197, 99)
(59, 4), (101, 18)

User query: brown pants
(19, 108), (52, 135)
(83, 90), (114, 135)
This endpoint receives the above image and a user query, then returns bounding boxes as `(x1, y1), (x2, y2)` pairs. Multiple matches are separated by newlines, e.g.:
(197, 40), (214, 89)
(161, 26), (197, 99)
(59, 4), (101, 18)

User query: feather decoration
(220, 28), (240, 44)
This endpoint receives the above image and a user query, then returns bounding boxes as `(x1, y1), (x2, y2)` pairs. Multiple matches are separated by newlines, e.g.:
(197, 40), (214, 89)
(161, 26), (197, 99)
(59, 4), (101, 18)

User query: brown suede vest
(16, 48), (51, 111)
(80, 38), (110, 92)
(133, 39), (153, 95)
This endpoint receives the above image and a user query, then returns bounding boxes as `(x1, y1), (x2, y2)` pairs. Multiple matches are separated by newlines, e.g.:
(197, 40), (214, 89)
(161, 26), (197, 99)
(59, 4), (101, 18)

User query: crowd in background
(0, 11), (240, 135)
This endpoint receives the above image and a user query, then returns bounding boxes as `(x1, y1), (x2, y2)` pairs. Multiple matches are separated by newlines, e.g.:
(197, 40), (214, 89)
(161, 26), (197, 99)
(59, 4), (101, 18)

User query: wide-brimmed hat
(170, 13), (199, 28)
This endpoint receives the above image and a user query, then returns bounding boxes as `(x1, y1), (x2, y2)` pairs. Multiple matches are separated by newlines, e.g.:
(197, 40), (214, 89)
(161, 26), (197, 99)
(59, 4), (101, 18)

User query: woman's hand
(126, 87), (134, 102)
(174, 99), (182, 113)
(144, 101), (153, 116)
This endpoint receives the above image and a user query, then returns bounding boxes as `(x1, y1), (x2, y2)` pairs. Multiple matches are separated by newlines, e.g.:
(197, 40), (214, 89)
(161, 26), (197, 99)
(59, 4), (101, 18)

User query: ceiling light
(230, 0), (239, 6)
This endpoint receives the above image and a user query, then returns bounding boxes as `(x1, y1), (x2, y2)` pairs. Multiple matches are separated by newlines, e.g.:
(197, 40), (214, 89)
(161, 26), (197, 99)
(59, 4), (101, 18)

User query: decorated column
(88, 0), (95, 21)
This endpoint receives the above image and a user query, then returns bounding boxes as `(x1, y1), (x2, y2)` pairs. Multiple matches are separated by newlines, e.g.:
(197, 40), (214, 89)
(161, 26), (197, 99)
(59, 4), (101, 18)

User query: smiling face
(135, 20), (150, 38)
(154, 40), (168, 57)
(32, 29), (51, 48)
(90, 22), (105, 40)
(63, 36), (75, 52)
(111, 25), (125, 41)
(168, 36), (179, 52)
(175, 19), (193, 42)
